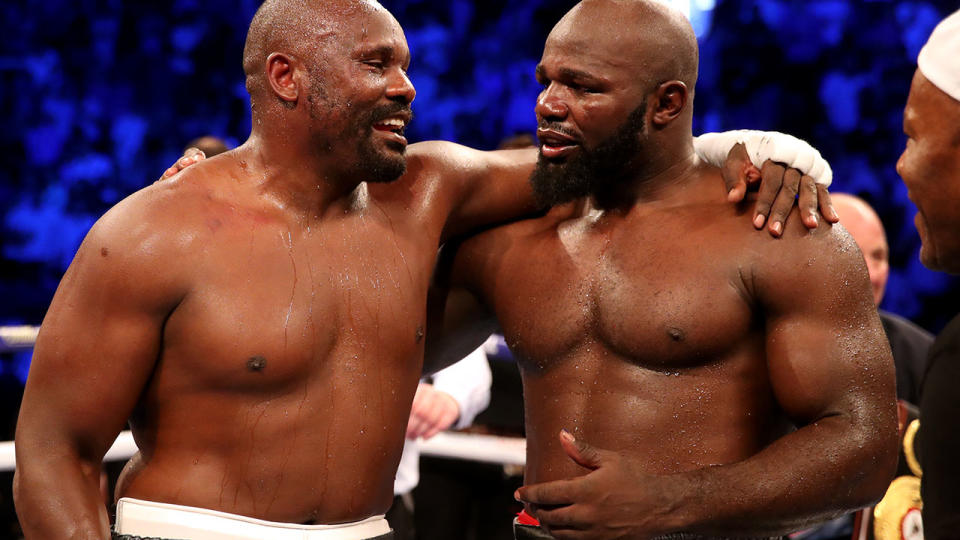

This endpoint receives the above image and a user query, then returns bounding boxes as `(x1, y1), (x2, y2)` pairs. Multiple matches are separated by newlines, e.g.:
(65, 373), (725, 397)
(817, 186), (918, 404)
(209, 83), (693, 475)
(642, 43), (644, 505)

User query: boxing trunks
(513, 510), (782, 540)
(113, 497), (393, 540)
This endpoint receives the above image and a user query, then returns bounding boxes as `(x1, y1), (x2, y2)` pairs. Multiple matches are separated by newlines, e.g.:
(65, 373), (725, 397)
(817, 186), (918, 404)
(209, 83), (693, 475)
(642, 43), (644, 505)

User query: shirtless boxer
(430, 1), (899, 538)
(13, 1), (832, 539)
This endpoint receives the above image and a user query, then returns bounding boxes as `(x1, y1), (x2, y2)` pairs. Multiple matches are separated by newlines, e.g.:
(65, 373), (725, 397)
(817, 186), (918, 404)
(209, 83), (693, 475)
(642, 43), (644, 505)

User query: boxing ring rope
(0, 326), (527, 472)
(0, 325), (39, 352)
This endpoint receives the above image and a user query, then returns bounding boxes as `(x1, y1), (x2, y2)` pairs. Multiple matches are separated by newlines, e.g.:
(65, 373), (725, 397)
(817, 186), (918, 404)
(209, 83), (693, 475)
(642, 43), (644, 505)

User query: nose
(387, 68), (416, 105)
(536, 83), (568, 121)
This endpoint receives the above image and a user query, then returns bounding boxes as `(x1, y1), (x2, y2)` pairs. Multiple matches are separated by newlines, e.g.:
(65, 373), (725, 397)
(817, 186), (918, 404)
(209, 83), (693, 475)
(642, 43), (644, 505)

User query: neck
(589, 134), (698, 212)
(235, 131), (364, 219)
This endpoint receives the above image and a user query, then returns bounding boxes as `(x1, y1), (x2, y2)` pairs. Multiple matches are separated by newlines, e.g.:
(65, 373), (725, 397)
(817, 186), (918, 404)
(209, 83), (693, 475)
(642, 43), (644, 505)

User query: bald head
(552, 0), (699, 92)
(833, 194), (889, 305)
(242, 0), (393, 107)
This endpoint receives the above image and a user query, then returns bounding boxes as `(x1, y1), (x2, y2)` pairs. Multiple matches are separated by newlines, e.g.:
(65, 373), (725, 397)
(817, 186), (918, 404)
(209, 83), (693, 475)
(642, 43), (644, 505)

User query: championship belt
(853, 400), (924, 540)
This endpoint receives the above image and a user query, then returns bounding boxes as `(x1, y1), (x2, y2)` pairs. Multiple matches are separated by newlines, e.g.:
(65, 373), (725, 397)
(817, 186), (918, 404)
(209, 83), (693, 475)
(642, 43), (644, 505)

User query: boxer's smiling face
(529, 5), (651, 207)
(897, 70), (960, 274)
(305, 4), (415, 184)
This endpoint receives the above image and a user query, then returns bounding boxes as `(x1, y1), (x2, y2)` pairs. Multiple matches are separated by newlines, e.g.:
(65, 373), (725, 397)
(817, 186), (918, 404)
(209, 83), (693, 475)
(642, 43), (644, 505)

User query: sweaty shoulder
(83, 165), (239, 282)
(747, 205), (873, 305)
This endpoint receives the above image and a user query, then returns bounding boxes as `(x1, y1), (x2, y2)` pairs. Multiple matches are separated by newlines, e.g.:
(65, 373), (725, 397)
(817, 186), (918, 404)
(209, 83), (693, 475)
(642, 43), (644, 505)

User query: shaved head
(553, 0), (699, 93)
(832, 194), (890, 305)
(242, 0), (392, 106)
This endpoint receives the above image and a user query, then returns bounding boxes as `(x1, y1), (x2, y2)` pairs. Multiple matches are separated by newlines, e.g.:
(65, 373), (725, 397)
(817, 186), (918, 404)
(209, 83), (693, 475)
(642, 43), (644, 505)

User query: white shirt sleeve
(432, 344), (493, 430)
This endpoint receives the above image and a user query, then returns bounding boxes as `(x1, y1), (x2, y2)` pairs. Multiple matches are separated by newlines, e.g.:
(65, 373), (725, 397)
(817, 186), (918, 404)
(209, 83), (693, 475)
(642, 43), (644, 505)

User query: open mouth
(537, 129), (580, 160)
(373, 115), (410, 148)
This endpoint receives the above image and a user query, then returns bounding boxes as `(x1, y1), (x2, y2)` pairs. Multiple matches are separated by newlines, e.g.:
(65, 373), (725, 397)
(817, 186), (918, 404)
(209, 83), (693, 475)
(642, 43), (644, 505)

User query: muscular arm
(402, 140), (540, 242)
(670, 217), (898, 535)
(518, 214), (898, 539)
(13, 189), (189, 539)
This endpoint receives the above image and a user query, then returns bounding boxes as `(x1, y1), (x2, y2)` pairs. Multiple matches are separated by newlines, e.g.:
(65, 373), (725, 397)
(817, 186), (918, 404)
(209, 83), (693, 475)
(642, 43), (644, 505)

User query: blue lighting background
(2, 0), (959, 385)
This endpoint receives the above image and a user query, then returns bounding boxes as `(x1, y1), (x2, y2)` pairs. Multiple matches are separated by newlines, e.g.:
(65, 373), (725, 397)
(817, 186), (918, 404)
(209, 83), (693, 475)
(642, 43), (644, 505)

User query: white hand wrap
(694, 130), (833, 187)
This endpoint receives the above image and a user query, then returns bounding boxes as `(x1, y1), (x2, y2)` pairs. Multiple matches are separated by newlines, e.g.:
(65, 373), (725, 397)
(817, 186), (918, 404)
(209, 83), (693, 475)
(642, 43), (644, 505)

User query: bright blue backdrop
(2, 0), (959, 383)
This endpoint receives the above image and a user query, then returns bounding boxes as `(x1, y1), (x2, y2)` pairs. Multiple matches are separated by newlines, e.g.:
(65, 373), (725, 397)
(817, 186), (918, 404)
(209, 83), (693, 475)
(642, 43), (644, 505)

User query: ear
(651, 80), (688, 127)
(265, 52), (300, 105)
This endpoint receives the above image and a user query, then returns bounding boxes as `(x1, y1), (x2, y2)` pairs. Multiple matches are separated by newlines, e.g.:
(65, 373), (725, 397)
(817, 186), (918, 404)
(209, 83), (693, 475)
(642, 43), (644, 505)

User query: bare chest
(162, 218), (435, 390)
(485, 221), (756, 371)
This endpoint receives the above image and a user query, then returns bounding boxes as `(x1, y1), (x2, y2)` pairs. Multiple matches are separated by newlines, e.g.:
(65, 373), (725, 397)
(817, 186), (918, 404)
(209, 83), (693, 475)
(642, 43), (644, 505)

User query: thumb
(558, 429), (603, 470)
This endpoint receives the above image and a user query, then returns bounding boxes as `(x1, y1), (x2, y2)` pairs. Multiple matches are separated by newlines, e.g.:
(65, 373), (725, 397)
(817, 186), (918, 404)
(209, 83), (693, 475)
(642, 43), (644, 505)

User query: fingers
(406, 384), (460, 440)
(177, 150), (205, 170)
(726, 179), (747, 203)
(559, 430), (603, 470)
(535, 506), (591, 538)
(160, 167), (179, 181)
(818, 184), (839, 223)
(752, 161), (783, 230)
(159, 148), (207, 182)
(405, 384), (430, 439)
(797, 175), (819, 229)
(765, 168), (801, 237)
(516, 478), (581, 506)
(720, 143), (758, 203)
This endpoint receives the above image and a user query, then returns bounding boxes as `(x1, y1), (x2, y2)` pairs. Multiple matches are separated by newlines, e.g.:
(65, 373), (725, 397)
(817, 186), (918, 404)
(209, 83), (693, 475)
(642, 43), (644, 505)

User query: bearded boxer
(430, 1), (899, 538)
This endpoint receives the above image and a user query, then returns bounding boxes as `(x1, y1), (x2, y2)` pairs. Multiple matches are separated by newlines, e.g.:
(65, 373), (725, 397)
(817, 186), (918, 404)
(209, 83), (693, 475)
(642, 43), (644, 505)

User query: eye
(363, 60), (385, 72)
(573, 83), (600, 94)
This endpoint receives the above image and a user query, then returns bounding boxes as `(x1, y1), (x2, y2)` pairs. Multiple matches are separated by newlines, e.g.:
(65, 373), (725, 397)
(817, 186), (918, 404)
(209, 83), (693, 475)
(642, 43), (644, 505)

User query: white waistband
(115, 498), (390, 540)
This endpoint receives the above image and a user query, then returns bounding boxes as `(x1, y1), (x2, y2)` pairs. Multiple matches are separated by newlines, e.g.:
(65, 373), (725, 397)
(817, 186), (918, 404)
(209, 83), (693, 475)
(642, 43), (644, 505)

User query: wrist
(654, 468), (707, 534)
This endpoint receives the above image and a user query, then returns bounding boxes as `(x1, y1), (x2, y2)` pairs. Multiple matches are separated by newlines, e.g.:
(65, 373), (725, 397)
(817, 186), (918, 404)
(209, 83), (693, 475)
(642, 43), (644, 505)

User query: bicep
(759, 229), (895, 425)
(441, 146), (539, 240)
(18, 219), (183, 460)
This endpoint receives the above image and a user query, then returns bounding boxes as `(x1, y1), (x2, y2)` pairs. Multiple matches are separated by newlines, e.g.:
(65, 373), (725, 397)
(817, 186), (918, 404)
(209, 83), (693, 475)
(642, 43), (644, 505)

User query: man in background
(184, 135), (230, 158)
(895, 9), (960, 537)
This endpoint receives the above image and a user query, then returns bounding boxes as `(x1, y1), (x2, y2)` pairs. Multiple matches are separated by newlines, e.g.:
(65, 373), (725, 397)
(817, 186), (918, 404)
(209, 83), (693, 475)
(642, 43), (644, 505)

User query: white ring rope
(0, 325), (527, 471)
(0, 325), (39, 352)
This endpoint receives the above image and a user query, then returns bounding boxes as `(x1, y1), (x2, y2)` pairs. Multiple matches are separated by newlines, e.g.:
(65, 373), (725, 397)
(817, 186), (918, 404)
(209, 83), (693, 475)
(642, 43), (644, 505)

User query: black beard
(309, 79), (412, 184)
(354, 101), (412, 184)
(530, 102), (646, 207)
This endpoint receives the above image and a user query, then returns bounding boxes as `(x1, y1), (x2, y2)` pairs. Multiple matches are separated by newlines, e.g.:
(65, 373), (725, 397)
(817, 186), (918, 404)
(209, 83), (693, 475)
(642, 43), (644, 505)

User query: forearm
(14, 456), (110, 539)
(666, 413), (896, 536)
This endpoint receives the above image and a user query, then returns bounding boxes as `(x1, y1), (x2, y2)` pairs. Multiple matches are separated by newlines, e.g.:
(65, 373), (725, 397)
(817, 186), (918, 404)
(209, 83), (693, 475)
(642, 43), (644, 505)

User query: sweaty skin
(431, 1), (897, 538)
(13, 0), (828, 538)
(12, 2), (539, 535)
(447, 175), (896, 538)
